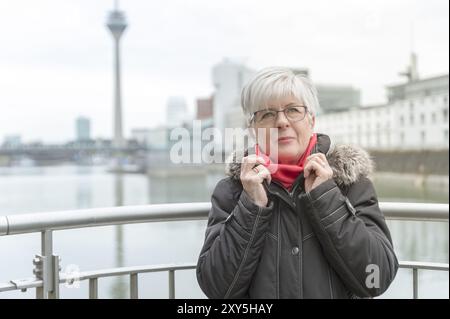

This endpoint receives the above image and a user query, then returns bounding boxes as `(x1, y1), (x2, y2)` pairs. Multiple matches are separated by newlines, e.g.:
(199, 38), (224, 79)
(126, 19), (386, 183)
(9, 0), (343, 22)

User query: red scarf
(256, 133), (318, 191)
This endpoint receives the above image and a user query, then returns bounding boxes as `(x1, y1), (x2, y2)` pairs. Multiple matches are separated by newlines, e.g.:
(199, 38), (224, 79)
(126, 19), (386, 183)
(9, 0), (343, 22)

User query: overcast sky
(0, 0), (448, 143)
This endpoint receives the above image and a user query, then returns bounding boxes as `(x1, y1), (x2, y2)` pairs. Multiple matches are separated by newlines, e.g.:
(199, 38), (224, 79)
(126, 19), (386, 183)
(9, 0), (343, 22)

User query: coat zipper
(276, 205), (280, 299)
(268, 178), (304, 298)
(268, 179), (302, 208)
(268, 137), (319, 298)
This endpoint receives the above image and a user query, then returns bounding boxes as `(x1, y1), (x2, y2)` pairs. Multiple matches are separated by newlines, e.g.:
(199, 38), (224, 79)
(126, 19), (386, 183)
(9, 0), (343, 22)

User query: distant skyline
(0, 0), (448, 143)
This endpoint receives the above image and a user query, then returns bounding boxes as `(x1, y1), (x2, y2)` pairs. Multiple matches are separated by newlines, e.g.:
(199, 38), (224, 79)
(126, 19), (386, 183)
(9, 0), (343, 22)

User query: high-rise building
(196, 96), (214, 120)
(166, 96), (189, 128)
(291, 68), (309, 77)
(315, 85), (361, 113)
(76, 116), (91, 141)
(291, 67), (360, 114)
(212, 59), (255, 133)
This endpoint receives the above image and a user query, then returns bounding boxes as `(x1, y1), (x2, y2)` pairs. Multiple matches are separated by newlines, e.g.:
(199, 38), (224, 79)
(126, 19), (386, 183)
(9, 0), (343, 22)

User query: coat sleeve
(196, 178), (274, 299)
(297, 177), (399, 297)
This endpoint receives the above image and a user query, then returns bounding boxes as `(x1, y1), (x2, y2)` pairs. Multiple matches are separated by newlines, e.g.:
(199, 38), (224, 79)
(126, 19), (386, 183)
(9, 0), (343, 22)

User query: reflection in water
(372, 173), (449, 203)
(111, 173), (128, 299)
(388, 220), (449, 263)
(76, 169), (92, 209)
(147, 171), (223, 204)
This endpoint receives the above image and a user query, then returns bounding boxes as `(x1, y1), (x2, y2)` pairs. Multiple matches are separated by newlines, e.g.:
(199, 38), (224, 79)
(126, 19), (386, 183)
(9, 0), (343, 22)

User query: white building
(2, 135), (21, 148)
(76, 116), (91, 141)
(131, 126), (168, 150)
(131, 128), (150, 146)
(316, 84), (361, 113)
(166, 96), (190, 128)
(315, 74), (449, 151)
(212, 59), (254, 132)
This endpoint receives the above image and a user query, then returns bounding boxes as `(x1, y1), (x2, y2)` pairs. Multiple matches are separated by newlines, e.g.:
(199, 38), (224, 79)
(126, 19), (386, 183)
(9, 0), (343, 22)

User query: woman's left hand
(304, 153), (333, 193)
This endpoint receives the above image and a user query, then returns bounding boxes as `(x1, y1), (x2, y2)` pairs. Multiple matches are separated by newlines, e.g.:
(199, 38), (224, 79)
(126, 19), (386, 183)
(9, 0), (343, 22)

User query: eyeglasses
(250, 105), (309, 126)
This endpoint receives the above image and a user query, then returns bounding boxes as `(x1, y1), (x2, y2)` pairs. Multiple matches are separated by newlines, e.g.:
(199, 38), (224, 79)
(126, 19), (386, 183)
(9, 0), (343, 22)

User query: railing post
(36, 287), (44, 299)
(168, 270), (175, 299)
(49, 255), (61, 299)
(33, 255), (44, 299)
(38, 230), (60, 299)
(413, 268), (419, 299)
(89, 278), (98, 299)
(130, 274), (138, 299)
(42, 231), (52, 299)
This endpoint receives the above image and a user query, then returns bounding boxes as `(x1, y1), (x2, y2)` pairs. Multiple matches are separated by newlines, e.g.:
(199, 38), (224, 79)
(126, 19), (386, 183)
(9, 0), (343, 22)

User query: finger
(243, 155), (266, 172)
(307, 153), (327, 164)
(303, 161), (313, 178)
(304, 160), (322, 178)
(257, 165), (272, 177)
(251, 163), (264, 174)
(307, 155), (327, 169)
(251, 163), (268, 176)
(243, 155), (266, 166)
(307, 153), (328, 161)
(316, 153), (329, 165)
(241, 155), (256, 171)
(256, 165), (272, 184)
(314, 153), (327, 161)
(309, 156), (326, 168)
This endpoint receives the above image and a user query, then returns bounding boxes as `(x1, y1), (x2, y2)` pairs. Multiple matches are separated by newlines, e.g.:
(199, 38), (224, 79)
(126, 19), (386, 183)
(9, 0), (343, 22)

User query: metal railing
(0, 262), (197, 299)
(0, 202), (448, 299)
(398, 261), (449, 299)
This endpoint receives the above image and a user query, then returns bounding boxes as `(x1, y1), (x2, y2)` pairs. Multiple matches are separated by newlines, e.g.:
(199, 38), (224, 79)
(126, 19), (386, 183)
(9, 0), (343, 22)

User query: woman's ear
(248, 124), (256, 140)
(309, 115), (315, 129)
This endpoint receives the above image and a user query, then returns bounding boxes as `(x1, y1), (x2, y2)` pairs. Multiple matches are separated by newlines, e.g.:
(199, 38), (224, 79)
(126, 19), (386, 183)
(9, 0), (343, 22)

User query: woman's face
(252, 95), (315, 164)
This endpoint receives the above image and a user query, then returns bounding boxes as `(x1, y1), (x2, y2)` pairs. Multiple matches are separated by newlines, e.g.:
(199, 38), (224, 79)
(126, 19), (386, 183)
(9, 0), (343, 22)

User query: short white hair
(241, 67), (321, 122)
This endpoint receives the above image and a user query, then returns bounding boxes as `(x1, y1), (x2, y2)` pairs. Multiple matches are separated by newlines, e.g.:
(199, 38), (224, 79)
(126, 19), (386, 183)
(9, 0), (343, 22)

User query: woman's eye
(287, 108), (301, 114)
(261, 112), (275, 119)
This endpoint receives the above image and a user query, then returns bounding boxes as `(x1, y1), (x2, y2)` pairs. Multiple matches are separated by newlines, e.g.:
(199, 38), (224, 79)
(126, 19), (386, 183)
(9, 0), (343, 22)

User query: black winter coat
(196, 133), (398, 298)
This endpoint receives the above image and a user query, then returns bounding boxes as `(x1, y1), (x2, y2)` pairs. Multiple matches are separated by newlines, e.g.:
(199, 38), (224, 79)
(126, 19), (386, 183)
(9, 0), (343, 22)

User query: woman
(196, 67), (398, 299)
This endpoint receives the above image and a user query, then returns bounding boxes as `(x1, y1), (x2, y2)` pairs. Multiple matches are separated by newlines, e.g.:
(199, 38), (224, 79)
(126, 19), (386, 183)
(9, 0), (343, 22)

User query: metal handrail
(1, 261), (448, 298)
(0, 201), (448, 299)
(0, 202), (210, 236)
(0, 261), (449, 299)
(379, 202), (449, 221)
(0, 263), (197, 298)
(1, 202), (448, 236)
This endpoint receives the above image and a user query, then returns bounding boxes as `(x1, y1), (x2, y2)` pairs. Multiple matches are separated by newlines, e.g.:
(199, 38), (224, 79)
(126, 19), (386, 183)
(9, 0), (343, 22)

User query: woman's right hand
(240, 155), (271, 207)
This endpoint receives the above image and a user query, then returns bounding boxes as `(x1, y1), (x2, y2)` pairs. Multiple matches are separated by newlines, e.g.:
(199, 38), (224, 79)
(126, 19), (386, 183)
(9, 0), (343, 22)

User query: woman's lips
(278, 137), (295, 144)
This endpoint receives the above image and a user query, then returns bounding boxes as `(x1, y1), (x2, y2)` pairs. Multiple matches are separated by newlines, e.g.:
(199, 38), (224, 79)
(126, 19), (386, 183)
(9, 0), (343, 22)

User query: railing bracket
(9, 279), (32, 292)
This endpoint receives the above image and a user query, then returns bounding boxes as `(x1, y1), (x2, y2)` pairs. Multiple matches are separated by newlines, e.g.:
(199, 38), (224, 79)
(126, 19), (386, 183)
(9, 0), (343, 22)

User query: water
(0, 165), (448, 299)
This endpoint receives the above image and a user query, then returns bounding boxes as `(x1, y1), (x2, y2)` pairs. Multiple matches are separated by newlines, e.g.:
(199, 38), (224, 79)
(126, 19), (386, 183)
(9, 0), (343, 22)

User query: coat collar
(225, 133), (374, 188)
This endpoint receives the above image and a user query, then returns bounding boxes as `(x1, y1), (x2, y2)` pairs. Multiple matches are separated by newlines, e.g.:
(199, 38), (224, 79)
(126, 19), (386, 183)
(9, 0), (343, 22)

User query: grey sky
(0, 0), (448, 143)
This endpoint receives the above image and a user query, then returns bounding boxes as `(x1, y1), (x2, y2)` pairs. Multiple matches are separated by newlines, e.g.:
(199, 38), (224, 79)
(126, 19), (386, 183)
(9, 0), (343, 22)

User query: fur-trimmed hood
(225, 133), (374, 187)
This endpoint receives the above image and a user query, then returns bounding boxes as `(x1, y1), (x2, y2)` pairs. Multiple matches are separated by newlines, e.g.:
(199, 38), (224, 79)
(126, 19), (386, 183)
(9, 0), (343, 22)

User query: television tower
(106, 0), (127, 149)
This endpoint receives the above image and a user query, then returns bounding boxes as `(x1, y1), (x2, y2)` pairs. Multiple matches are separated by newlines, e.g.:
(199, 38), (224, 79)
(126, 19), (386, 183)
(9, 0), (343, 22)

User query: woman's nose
(274, 111), (290, 128)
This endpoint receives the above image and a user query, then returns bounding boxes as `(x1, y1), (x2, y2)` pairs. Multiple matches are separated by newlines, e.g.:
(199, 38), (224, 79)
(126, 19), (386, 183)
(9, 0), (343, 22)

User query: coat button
(291, 246), (299, 255)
